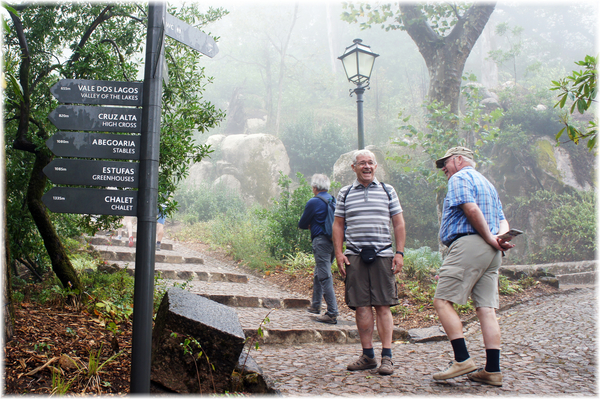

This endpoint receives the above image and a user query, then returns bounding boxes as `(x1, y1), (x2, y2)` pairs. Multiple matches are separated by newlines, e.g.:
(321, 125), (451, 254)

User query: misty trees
(3, 4), (224, 291)
(342, 3), (495, 115)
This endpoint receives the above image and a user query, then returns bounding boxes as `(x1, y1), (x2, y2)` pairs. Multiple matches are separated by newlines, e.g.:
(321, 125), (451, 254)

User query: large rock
(187, 134), (291, 206)
(151, 288), (246, 394)
(332, 145), (389, 189)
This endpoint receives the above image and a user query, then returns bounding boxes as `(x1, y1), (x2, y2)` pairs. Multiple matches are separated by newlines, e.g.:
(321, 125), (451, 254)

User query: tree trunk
(274, 3), (298, 136)
(3, 173), (15, 343)
(400, 4), (496, 114)
(26, 152), (82, 292)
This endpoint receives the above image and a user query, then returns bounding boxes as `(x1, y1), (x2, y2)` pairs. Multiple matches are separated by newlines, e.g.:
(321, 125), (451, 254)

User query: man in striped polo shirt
(432, 146), (514, 387)
(332, 149), (406, 376)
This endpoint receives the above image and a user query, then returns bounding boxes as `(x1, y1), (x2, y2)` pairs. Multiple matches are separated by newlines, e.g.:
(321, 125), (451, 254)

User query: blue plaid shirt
(439, 166), (505, 246)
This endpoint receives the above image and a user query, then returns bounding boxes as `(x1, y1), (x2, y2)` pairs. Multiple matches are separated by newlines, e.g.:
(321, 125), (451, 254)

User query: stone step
(556, 271), (596, 286)
(88, 236), (173, 250)
(235, 307), (409, 345)
(92, 247), (202, 264)
(501, 260), (597, 278)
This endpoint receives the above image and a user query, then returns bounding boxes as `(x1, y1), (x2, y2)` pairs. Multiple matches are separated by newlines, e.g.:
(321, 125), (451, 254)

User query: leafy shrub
(402, 247), (442, 282)
(510, 190), (596, 263)
(282, 252), (315, 276)
(174, 182), (246, 224)
(256, 172), (313, 259)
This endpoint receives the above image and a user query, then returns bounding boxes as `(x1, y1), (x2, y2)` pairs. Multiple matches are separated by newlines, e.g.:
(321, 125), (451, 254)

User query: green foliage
(173, 182), (246, 224)
(453, 300), (475, 314)
(550, 55), (597, 150)
(402, 247), (442, 282)
(280, 114), (353, 177)
(341, 2), (470, 34)
(391, 77), (502, 193)
(282, 252), (315, 276)
(511, 190), (596, 263)
(256, 172), (313, 259)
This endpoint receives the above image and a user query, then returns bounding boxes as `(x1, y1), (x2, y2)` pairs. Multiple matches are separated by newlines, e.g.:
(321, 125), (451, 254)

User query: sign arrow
(43, 159), (139, 188)
(43, 187), (137, 216)
(50, 79), (143, 106)
(48, 105), (142, 133)
(165, 13), (219, 58)
(46, 132), (140, 160)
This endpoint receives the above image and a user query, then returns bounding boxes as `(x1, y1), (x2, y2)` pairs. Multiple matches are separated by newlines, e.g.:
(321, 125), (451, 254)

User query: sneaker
(347, 354), (378, 371)
(432, 358), (477, 380)
(378, 356), (394, 375)
(315, 314), (337, 324)
(306, 306), (320, 314)
(116, 235), (122, 240)
(468, 368), (503, 386)
(128, 236), (134, 248)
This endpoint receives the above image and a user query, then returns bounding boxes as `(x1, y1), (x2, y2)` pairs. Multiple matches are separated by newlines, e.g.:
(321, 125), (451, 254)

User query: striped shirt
(439, 166), (505, 246)
(335, 178), (402, 257)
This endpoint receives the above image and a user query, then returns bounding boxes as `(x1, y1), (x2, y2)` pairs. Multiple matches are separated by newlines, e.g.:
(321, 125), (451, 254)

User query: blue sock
(381, 348), (392, 358)
(362, 348), (375, 359)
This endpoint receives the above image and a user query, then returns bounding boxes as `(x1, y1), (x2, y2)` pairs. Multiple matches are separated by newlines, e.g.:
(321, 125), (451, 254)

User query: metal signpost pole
(130, 2), (165, 393)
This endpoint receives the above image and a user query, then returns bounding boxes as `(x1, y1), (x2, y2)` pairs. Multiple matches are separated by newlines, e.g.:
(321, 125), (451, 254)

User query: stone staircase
(87, 235), (409, 345)
(500, 260), (597, 288)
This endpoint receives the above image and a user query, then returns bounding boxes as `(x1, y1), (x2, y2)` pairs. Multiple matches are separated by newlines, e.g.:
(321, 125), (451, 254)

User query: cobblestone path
(251, 287), (597, 396)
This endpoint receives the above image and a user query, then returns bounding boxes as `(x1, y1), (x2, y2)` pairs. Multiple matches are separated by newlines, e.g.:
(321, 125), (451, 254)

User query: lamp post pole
(354, 83), (366, 150)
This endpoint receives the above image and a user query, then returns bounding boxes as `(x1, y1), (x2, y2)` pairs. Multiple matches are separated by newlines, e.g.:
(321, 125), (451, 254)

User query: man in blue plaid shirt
(431, 147), (514, 387)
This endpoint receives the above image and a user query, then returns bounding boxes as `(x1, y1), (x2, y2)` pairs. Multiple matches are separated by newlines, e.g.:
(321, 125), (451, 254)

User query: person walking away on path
(332, 149), (406, 376)
(298, 174), (339, 324)
(431, 146), (515, 387)
(117, 216), (135, 247)
(156, 205), (166, 251)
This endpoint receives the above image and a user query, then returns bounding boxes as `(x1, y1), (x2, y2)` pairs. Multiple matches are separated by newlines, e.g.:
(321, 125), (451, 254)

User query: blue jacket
(298, 192), (333, 240)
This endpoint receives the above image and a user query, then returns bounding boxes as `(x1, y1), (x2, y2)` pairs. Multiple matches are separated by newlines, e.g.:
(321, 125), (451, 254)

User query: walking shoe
(128, 236), (134, 248)
(347, 354), (378, 371)
(306, 306), (320, 314)
(468, 368), (503, 386)
(378, 356), (394, 375)
(432, 358), (477, 380)
(315, 314), (337, 324)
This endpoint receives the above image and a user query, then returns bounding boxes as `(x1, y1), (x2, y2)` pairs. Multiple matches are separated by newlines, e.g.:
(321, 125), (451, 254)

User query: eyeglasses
(355, 160), (376, 167)
(443, 156), (456, 167)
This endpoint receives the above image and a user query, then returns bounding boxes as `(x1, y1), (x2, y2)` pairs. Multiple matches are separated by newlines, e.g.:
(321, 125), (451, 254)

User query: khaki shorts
(345, 255), (399, 310)
(434, 234), (502, 308)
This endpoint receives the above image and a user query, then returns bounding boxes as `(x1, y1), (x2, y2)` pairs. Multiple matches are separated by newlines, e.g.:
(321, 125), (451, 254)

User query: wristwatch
(396, 251), (404, 257)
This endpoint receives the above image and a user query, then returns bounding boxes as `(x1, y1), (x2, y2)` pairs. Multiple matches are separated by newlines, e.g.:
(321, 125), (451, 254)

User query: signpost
(46, 132), (140, 160)
(165, 13), (219, 58)
(43, 159), (139, 188)
(42, 187), (137, 216)
(40, 4), (220, 393)
(48, 105), (142, 133)
(50, 79), (143, 106)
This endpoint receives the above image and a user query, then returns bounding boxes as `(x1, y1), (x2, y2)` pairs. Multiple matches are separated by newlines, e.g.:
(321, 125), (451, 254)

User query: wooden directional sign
(46, 132), (140, 160)
(48, 105), (142, 133)
(165, 13), (219, 58)
(43, 187), (137, 216)
(50, 79), (143, 106)
(43, 159), (139, 188)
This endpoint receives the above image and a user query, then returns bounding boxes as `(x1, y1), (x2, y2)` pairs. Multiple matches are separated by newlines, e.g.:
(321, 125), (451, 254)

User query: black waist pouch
(359, 246), (378, 264)
(348, 244), (392, 265)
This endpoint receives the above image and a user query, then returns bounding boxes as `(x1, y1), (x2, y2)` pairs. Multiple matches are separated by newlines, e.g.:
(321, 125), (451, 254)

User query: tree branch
(100, 39), (132, 81)
(68, 5), (114, 73)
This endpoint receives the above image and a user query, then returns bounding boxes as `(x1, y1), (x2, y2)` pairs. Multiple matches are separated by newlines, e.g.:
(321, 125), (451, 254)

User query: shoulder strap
(380, 182), (392, 201)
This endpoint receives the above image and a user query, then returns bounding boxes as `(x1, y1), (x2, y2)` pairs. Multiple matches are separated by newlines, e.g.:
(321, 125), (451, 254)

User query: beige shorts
(434, 234), (502, 308)
(345, 255), (399, 310)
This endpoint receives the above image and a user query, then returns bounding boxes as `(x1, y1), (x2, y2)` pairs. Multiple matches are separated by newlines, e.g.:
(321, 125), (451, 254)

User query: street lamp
(338, 38), (379, 150)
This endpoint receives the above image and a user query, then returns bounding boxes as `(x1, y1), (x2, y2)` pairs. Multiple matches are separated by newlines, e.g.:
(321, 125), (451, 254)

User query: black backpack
(315, 194), (336, 239)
